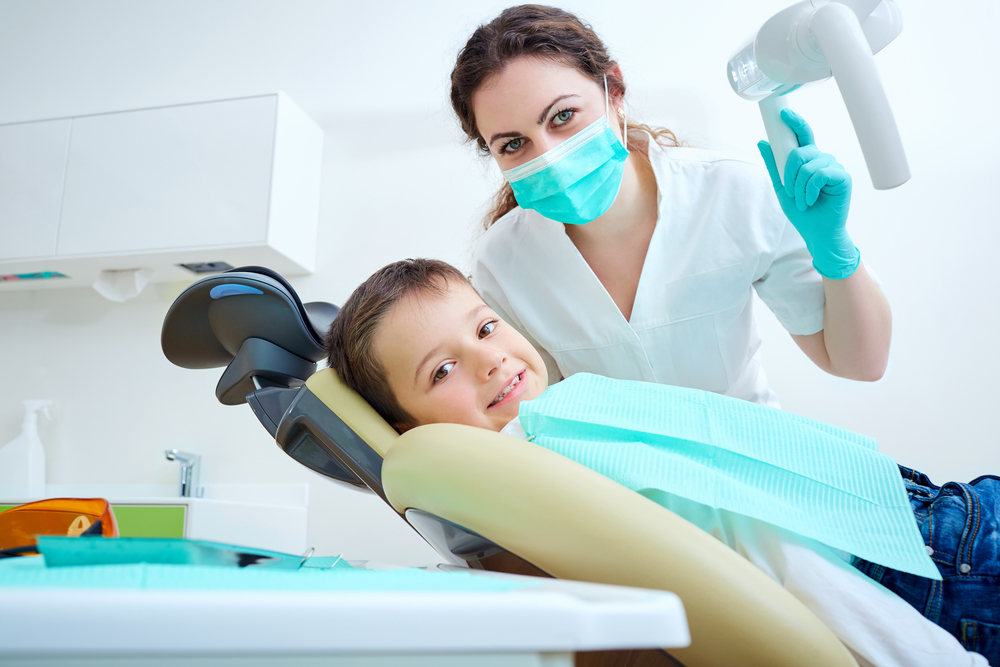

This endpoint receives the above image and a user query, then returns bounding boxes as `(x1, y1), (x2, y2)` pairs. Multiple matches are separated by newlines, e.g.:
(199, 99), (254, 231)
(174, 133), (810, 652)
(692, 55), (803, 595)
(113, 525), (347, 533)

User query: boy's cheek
(523, 382), (546, 403)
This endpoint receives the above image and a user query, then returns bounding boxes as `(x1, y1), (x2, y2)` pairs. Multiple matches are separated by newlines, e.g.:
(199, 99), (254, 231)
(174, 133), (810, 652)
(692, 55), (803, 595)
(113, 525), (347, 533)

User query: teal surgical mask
(502, 77), (629, 225)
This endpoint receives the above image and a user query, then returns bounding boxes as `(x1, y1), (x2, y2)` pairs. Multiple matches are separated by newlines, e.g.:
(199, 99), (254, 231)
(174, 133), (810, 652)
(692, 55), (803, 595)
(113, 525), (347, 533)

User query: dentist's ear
(606, 64), (626, 109)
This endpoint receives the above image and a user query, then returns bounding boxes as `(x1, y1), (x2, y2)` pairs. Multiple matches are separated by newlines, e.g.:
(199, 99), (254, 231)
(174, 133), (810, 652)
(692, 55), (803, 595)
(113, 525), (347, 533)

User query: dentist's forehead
(473, 58), (598, 135)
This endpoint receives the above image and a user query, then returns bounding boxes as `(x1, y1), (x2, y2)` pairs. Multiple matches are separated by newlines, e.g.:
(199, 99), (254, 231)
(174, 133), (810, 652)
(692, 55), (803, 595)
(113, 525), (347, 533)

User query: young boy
(325, 258), (998, 667)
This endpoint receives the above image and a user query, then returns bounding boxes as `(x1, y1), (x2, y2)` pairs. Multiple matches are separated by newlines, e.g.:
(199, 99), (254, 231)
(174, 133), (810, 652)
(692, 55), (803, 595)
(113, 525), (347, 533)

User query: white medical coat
(473, 141), (828, 406)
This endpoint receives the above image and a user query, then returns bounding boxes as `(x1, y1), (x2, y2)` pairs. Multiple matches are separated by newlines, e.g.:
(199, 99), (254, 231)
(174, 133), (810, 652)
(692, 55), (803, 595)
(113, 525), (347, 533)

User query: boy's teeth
(491, 374), (521, 406)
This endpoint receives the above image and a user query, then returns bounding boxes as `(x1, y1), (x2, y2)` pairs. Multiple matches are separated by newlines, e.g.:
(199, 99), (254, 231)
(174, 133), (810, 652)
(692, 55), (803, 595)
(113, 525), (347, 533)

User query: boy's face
(375, 281), (548, 432)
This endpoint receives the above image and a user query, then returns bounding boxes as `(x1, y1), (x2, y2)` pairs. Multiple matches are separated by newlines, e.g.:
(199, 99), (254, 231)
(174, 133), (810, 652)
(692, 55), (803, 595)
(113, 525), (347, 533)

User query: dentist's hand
(758, 108), (860, 280)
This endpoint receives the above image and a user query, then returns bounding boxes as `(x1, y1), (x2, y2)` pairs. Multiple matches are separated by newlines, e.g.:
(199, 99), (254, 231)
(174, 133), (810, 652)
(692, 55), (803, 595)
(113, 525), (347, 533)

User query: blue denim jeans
(852, 466), (1000, 663)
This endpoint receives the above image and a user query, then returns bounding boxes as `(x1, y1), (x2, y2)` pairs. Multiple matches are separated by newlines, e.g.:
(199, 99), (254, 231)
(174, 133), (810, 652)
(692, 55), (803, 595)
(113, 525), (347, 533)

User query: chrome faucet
(165, 449), (203, 498)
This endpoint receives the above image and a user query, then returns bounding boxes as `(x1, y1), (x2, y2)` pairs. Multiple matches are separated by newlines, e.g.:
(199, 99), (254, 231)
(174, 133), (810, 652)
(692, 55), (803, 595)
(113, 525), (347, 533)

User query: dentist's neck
(564, 146), (658, 245)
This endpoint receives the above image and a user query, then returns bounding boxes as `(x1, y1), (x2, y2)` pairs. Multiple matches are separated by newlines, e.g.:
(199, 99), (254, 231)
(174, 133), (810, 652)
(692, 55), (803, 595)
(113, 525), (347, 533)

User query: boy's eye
(551, 109), (574, 126)
(500, 137), (524, 155)
(479, 320), (497, 338)
(433, 362), (454, 383)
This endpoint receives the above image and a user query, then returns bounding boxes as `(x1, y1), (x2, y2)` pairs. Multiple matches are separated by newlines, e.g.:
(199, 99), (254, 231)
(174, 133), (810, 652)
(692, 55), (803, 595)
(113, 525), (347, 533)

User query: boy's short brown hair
(324, 258), (472, 430)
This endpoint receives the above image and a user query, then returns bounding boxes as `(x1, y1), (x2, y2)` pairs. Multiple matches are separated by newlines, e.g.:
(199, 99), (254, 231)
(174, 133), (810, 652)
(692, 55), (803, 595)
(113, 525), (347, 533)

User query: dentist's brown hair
(449, 4), (682, 229)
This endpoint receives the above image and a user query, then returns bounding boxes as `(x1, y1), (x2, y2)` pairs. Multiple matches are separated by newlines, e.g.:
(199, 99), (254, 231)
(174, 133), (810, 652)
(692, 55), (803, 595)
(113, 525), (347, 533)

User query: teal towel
(519, 373), (939, 580)
(0, 538), (538, 592)
(0, 557), (535, 593)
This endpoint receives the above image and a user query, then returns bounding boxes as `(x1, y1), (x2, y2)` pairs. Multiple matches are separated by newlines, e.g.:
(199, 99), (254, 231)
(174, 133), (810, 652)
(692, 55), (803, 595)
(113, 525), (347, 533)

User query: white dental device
(727, 0), (909, 190)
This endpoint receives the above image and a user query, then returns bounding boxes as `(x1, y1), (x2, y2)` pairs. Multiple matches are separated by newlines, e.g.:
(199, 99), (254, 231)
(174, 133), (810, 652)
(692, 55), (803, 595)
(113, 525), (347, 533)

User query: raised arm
(759, 109), (891, 381)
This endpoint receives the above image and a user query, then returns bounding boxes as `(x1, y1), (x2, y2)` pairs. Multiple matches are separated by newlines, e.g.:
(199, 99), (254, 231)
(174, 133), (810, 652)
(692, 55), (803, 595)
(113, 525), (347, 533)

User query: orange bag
(0, 498), (119, 552)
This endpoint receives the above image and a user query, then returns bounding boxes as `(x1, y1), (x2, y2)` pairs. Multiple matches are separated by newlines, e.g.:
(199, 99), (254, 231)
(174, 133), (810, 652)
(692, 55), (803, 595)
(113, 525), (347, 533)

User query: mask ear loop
(604, 73), (628, 152)
(603, 73), (611, 120)
(619, 105), (628, 152)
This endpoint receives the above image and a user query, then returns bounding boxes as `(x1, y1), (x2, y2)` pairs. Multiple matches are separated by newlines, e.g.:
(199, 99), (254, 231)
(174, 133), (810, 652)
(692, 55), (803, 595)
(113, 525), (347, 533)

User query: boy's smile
(374, 280), (548, 432)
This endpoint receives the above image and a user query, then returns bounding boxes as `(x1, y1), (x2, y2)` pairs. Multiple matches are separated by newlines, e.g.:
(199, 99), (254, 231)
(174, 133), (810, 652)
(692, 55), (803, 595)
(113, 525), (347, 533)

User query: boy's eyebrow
(413, 304), (493, 386)
(487, 94), (581, 147)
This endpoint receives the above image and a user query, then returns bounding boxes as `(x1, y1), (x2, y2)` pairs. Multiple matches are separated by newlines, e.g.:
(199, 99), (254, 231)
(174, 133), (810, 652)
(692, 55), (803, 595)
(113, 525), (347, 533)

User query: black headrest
(162, 266), (338, 370)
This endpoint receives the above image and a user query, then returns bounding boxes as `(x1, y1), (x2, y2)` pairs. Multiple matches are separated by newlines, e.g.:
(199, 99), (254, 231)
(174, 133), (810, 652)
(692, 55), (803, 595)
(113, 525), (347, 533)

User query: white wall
(0, 0), (997, 564)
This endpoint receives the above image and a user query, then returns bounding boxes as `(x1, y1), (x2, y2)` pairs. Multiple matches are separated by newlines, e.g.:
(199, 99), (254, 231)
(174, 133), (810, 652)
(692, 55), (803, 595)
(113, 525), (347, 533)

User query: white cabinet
(58, 97), (276, 255)
(0, 93), (322, 291)
(0, 120), (71, 261)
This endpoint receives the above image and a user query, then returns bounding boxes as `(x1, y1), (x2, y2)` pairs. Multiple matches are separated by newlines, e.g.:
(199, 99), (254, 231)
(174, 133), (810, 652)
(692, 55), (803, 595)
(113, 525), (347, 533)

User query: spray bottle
(0, 400), (52, 498)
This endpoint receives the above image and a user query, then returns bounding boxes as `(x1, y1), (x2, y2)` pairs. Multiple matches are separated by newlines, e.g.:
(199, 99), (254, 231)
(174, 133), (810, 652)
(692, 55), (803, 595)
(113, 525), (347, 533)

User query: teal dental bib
(518, 373), (939, 580)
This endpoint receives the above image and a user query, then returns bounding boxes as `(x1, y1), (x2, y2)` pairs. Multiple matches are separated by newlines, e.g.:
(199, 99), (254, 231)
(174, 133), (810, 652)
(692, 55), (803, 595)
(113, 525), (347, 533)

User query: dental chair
(161, 266), (858, 667)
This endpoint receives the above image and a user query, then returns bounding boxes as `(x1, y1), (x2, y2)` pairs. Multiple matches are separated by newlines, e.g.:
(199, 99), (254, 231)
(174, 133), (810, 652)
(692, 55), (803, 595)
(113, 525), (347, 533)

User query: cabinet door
(0, 120), (71, 261)
(57, 96), (277, 256)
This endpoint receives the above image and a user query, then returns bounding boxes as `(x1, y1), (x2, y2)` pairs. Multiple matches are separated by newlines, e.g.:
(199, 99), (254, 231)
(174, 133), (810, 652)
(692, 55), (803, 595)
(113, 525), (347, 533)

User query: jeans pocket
(961, 618), (1000, 664)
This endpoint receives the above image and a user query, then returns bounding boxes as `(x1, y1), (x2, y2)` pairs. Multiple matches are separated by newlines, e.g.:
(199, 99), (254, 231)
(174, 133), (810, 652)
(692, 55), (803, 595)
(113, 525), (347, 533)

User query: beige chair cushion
(305, 369), (398, 458)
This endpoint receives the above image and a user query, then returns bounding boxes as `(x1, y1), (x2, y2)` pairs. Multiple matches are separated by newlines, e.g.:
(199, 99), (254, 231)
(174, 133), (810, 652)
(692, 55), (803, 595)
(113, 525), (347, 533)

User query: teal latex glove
(758, 108), (860, 280)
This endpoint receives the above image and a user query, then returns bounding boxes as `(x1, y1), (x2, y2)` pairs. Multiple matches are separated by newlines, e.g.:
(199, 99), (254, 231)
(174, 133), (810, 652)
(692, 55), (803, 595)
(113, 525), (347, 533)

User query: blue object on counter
(36, 536), (305, 570)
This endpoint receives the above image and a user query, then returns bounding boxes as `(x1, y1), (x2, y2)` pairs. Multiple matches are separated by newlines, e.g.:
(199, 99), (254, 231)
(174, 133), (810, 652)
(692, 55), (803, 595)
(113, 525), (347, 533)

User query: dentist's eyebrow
(487, 130), (521, 149)
(536, 94), (578, 124)
(487, 94), (581, 148)
(413, 304), (493, 385)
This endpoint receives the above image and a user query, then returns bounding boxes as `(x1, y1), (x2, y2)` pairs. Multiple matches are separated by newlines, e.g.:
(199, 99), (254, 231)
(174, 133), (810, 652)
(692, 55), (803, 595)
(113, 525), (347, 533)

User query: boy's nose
(478, 347), (506, 381)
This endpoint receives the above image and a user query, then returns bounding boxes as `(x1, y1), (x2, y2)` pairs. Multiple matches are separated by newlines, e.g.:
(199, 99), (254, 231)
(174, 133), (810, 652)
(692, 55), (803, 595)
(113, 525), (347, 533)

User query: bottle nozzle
(23, 400), (53, 422)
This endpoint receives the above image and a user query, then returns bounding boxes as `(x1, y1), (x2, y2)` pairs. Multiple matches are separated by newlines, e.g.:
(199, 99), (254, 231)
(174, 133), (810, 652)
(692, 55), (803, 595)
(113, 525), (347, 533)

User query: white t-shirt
(501, 417), (988, 666)
(473, 141), (829, 407)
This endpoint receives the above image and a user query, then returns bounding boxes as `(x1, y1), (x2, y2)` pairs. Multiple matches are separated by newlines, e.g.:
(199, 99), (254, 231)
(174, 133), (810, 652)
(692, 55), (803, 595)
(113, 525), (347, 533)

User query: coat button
(959, 563), (972, 574)
(925, 546), (934, 556)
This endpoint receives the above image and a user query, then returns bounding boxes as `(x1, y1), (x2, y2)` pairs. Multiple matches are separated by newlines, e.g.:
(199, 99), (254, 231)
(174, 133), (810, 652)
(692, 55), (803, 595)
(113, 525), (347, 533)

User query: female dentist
(451, 5), (891, 407)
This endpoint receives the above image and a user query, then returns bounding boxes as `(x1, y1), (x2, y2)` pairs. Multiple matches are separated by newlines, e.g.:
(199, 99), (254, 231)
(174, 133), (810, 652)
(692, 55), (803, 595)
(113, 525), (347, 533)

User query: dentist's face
(472, 57), (624, 171)
(375, 281), (548, 432)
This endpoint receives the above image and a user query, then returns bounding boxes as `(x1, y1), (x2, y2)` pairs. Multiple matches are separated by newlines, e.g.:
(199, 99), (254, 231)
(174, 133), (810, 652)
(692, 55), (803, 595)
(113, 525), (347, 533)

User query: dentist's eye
(500, 137), (524, 155)
(433, 362), (454, 383)
(551, 108), (575, 126)
(479, 319), (498, 338)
